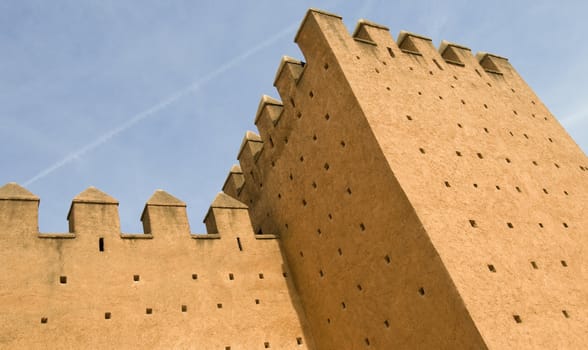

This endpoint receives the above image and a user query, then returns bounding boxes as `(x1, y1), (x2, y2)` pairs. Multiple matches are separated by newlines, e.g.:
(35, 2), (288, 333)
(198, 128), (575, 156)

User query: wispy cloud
(561, 108), (588, 127)
(23, 22), (298, 187)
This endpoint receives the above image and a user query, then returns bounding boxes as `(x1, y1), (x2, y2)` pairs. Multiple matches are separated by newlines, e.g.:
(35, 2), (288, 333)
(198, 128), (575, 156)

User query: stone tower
(224, 8), (588, 350)
(1, 8), (587, 350)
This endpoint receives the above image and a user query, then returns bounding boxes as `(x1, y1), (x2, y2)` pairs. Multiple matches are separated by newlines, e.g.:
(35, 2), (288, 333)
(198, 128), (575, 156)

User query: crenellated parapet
(225, 7), (538, 203)
(0, 182), (259, 242)
(227, 8), (528, 241)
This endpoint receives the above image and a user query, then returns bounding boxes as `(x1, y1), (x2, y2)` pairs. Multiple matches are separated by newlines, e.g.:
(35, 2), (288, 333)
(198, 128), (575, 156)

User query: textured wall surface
(2, 8), (587, 350)
(0, 184), (313, 349)
(227, 9), (588, 349)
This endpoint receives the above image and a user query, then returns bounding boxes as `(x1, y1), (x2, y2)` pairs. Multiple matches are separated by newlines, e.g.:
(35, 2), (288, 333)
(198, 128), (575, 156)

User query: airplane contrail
(24, 23), (298, 186)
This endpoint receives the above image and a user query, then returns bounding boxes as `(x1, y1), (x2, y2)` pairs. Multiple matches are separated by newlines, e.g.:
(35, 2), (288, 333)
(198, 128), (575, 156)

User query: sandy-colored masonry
(227, 8), (588, 350)
(2, 8), (587, 350)
(0, 184), (312, 349)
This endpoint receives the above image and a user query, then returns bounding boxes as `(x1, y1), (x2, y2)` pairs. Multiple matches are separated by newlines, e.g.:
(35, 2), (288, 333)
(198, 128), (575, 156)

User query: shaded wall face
(234, 12), (488, 350)
(0, 199), (314, 349)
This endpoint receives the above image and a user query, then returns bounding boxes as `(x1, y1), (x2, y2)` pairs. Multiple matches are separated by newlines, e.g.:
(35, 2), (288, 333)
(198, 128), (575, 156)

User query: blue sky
(1, 1), (586, 233)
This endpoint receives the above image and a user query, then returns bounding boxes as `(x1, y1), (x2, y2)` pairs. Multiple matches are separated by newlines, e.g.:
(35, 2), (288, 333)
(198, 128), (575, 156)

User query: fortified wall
(222, 9), (588, 350)
(2, 8), (588, 350)
(0, 184), (312, 349)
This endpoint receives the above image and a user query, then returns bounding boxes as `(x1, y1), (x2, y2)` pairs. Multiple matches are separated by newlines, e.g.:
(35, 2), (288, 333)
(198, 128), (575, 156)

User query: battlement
(291, 9), (520, 83)
(0, 182), (275, 241)
(2, 8), (587, 350)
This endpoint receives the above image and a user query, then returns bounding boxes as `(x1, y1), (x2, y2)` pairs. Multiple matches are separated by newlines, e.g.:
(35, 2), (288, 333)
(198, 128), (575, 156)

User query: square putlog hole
(181, 305), (187, 312)
(59, 276), (67, 284)
(104, 312), (111, 320)
(513, 315), (522, 323)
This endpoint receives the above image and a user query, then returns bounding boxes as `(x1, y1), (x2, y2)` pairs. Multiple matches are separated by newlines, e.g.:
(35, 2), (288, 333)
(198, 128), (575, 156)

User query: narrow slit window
(99, 237), (104, 252)
(387, 47), (395, 58)
(236, 237), (243, 251)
